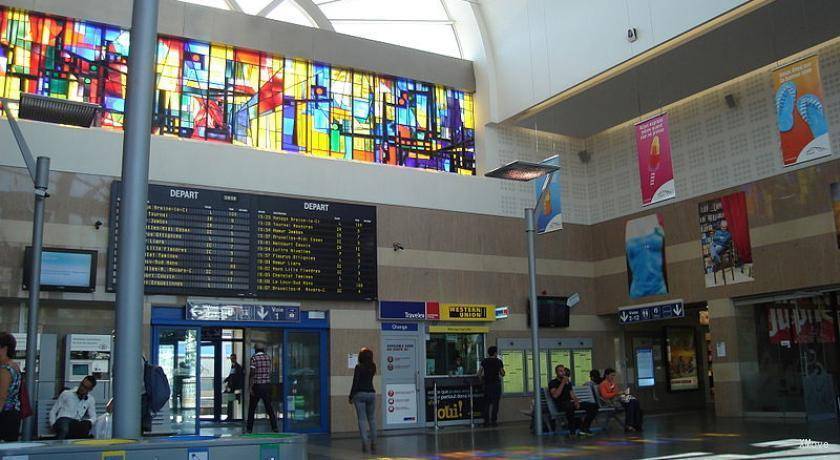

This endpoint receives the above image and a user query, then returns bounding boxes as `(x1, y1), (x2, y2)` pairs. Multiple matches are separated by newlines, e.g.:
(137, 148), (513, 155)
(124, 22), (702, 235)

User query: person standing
(599, 368), (643, 432)
(548, 365), (597, 436)
(224, 353), (244, 421)
(0, 332), (22, 442)
(49, 375), (97, 439)
(349, 348), (377, 454)
(224, 353), (244, 393)
(246, 346), (278, 433)
(479, 346), (504, 427)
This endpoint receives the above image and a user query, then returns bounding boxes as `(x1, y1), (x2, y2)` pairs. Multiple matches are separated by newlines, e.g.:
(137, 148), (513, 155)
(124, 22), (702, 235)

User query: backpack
(143, 359), (171, 413)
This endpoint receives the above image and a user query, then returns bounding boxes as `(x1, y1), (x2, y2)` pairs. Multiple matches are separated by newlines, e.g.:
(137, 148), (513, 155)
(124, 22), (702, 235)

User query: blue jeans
(352, 392), (376, 446)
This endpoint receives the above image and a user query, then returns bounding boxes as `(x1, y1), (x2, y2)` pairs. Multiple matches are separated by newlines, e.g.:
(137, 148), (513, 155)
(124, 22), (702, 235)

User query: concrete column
(707, 298), (752, 417)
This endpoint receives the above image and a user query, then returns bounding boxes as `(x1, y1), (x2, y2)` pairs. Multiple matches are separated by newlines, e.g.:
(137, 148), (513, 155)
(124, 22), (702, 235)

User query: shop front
(377, 301), (501, 429)
(735, 291), (840, 419)
(150, 301), (330, 434)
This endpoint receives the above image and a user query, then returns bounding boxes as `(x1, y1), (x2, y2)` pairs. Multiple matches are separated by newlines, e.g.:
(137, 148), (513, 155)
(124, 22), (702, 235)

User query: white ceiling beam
(292, 0), (335, 31)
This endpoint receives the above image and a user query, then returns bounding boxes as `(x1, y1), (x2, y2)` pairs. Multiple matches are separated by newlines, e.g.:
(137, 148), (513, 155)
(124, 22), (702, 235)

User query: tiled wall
(586, 38), (840, 224)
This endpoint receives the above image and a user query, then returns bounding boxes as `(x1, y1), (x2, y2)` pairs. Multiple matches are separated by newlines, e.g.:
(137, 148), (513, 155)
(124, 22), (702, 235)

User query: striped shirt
(250, 352), (272, 384)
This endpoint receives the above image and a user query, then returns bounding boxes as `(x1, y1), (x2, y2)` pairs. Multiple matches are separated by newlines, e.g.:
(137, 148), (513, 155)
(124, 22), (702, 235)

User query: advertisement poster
(698, 191), (753, 287)
(767, 305), (836, 344)
(535, 155), (563, 233)
(665, 327), (699, 391)
(382, 337), (416, 380)
(385, 383), (418, 425)
(635, 114), (675, 206)
(625, 214), (668, 299)
(426, 384), (484, 423)
(773, 56), (832, 166)
(832, 182), (840, 248)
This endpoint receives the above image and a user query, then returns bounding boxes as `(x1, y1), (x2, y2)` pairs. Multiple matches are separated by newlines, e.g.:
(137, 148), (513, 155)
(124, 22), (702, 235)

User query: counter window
(426, 333), (485, 376)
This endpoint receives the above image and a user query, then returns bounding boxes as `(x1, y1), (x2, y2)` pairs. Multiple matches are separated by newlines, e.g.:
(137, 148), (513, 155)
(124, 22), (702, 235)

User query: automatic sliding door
(285, 331), (323, 432)
(156, 327), (199, 434)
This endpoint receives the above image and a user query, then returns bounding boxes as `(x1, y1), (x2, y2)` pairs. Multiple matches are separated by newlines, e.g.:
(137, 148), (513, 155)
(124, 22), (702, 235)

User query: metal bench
(583, 381), (624, 431)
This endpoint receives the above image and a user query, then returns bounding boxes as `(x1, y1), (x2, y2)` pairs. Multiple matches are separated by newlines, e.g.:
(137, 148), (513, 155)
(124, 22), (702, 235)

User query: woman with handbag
(0, 332), (22, 442)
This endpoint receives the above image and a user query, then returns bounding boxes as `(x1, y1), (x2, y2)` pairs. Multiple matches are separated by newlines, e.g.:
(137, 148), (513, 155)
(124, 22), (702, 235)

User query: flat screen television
(527, 296), (570, 328)
(22, 247), (97, 293)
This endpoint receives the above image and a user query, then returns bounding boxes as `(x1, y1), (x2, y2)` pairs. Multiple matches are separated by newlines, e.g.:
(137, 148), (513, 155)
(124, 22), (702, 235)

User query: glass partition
(425, 333), (485, 376)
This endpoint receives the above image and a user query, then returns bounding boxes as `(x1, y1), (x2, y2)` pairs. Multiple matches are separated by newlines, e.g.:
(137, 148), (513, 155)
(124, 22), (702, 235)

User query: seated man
(548, 365), (597, 436)
(598, 368), (643, 432)
(49, 375), (97, 439)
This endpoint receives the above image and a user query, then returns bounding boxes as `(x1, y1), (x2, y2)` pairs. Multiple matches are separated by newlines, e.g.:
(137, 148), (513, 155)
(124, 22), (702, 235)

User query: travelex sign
(618, 299), (684, 325)
(378, 301), (496, 322)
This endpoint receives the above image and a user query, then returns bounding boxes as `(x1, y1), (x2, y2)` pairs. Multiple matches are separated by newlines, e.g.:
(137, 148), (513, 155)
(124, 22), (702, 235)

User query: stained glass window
(0, 6), (475, 175)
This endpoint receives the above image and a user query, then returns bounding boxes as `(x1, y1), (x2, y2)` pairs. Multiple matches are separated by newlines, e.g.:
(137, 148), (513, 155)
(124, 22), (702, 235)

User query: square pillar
(708, 298), (747, 417)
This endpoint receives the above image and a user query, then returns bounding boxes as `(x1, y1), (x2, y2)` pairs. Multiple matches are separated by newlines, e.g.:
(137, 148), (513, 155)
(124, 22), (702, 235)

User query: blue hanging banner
(535, 155), (563, 234)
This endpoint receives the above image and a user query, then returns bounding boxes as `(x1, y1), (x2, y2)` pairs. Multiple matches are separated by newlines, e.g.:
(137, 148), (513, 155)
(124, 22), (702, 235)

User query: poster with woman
(698, 191), (754, 287)
(625, 214), (668, 299)
(773, 56), (832, 166)
(665, 327), (699, 391)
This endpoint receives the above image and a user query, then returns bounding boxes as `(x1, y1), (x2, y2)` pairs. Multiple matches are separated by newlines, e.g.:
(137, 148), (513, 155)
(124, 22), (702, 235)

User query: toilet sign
(619, 300), (684, 325)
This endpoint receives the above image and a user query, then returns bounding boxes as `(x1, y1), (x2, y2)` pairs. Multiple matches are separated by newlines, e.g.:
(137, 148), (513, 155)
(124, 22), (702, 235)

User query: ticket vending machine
(63, 334), (112, 403)
(11, 333), (58, 401)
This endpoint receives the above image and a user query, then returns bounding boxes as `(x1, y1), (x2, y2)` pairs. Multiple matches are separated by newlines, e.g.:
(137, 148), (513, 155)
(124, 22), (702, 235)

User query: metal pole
(525, 207), (542, 436)
(113, 0), (159, 439)
(21, 156), (49, 441)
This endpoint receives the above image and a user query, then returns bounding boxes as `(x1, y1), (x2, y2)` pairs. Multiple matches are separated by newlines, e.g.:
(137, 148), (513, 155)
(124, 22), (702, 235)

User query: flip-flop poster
(773, 56), (832, 166)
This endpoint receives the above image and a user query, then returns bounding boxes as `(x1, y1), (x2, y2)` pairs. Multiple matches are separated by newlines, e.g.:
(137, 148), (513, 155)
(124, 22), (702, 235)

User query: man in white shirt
(49, 375), (97, 439)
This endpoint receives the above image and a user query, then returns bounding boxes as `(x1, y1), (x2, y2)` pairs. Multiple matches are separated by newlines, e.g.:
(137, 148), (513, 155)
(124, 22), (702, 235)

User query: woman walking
(350, 347), (377, 454)
(0, 332), (22, 442)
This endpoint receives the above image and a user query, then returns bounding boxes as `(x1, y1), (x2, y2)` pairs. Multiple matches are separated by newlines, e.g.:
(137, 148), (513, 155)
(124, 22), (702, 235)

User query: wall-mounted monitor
(22, 247), (97, 293)
(527, 296), (570, 328)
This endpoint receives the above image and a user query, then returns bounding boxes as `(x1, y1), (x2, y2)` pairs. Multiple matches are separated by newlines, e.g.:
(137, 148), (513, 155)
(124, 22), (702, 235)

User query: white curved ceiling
(177, 0), (464, 58)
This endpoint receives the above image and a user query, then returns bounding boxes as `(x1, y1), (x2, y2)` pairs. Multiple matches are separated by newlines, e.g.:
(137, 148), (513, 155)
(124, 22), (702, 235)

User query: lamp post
(485, 159), (560, 437)
(1, 94), (100, 440)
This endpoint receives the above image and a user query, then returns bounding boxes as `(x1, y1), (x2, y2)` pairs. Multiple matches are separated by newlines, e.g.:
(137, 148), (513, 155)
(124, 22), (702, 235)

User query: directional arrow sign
(618, 300), (685, 325)
(257, 306), (268, 320)
(185, 301), (300, 323)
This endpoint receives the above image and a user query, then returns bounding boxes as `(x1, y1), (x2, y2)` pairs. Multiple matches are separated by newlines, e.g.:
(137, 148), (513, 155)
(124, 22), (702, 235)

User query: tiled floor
(307, 411), (840, 459)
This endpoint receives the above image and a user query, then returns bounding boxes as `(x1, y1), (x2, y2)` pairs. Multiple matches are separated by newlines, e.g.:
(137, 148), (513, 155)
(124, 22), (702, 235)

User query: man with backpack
(142, 357), (171, 433)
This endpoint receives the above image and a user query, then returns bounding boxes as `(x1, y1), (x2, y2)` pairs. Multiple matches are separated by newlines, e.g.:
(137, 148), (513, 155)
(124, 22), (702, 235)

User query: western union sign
(439, 304), (495, 321)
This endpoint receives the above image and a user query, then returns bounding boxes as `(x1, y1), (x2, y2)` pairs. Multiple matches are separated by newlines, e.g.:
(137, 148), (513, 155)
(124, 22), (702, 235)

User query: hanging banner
(535, 155), (563, 233)
(635, 114), (675, 206)
(772, 56), (832, 167)
(698, 191), (753, 288)
(625, 214), (668, 299)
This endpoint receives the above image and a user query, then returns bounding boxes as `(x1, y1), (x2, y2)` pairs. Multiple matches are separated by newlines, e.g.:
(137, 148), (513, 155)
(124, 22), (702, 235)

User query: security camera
(392, 242), (405, 251)
(94, 220), (103, 230)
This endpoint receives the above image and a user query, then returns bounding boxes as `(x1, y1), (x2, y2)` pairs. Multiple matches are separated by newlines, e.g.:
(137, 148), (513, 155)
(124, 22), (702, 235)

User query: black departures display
(106, 181), (377, 300)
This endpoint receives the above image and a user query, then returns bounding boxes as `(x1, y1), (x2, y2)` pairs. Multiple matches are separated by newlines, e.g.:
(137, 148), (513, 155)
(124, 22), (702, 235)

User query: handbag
(19, 377), (33, 419)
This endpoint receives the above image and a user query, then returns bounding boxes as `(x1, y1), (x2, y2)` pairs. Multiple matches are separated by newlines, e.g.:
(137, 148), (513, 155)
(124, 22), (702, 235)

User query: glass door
(155, 327), (199, 434)
(284, 330), (326, 432)
(246, 329), (284, 430)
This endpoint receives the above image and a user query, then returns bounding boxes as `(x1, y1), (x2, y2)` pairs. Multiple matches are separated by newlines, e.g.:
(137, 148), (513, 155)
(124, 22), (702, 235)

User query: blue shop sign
(381, 322), (418, 332)
(379, 301), (426, 320)
(618, 300), (684, 325)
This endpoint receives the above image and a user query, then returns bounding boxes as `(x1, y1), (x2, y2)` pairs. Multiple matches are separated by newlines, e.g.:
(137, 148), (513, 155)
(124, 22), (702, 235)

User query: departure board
(106, 182), (377, 300)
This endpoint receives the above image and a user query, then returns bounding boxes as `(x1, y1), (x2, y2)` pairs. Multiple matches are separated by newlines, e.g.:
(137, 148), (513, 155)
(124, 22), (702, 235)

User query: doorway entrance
(151, 306), (330, 434)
